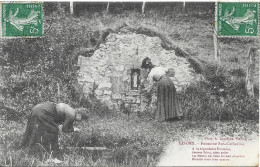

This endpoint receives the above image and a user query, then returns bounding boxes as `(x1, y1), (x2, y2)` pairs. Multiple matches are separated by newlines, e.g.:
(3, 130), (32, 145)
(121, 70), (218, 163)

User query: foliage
(0, 2), (258, 121)
(179, 62), (259, 121)
(0, 114), (258, 166)
(0, 15), (92, 119)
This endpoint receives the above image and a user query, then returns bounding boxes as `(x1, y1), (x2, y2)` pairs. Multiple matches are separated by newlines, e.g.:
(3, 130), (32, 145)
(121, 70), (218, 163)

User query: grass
(0, 109), (258, 166)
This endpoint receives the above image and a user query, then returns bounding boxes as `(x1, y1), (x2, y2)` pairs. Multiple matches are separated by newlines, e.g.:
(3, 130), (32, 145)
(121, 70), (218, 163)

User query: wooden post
(57, 82), (60, 100)
(245, 47), (257, 98)
(142, 2), (146, 15)
(106, 2), (110, 13)
(70, 1), (74, 16)
(182, 1), (186, 12)
(66, 147), (107, 151)
(38, 91), (42, 101)
(213, 33), (220, 63)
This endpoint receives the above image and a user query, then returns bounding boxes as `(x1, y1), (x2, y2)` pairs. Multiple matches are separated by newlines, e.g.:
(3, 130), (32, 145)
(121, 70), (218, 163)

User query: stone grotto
(77, 26), (202, 113)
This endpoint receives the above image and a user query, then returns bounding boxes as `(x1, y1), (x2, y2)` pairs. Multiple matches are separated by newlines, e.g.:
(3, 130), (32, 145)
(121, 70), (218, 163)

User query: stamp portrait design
(216, 2), (258, 37)
(1, 2), (43, 37)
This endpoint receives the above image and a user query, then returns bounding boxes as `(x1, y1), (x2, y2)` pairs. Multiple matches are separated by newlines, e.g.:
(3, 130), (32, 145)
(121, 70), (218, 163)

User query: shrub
(229, 68), (246, 77)
(179, 62), (259, 121)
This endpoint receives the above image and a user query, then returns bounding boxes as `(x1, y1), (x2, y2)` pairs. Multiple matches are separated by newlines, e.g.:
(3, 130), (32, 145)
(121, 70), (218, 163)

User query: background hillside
(0, 2), (258, 166)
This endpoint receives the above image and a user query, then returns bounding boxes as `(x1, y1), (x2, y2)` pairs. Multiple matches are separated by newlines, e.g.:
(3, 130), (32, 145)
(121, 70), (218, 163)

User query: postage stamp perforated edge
(215, 2), (260, 38)
(0, 1), (44, 38)
(0, 2), (2, 38)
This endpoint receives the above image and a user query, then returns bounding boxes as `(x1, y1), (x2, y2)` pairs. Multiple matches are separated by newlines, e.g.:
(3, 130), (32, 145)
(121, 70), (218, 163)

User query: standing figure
(141, 57), (183, 121)
(20, 102), (88, 156)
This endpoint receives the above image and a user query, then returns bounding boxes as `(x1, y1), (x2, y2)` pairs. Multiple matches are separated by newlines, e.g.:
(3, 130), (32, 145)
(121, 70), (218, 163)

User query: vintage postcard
(0, 1), (259, 166)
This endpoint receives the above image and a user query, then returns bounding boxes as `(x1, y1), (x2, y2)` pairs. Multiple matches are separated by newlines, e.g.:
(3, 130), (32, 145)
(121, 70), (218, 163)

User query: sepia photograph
(0, 1), (259, 166)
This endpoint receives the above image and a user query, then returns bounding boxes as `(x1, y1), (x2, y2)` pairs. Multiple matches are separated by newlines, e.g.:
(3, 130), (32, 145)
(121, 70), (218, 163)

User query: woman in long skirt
(141, 57), (183, 121)
(20, 102), (88, 155)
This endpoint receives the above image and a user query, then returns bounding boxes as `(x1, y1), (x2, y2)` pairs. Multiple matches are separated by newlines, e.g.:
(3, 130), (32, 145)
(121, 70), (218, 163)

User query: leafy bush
(179, 62), (259, 121)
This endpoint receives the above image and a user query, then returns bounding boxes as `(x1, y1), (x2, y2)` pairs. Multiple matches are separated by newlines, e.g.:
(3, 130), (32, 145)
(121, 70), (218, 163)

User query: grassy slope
(0, 111), (258, 166)
(0, 3), (259, 166)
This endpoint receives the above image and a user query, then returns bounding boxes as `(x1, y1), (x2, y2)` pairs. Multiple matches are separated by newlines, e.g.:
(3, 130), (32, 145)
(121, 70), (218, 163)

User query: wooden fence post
(213, 33), (220, 63)
(57, 82), (60, 101)
(142, 2), (146, 15)
(106, 2), (110, 13)
(182, 1), (186, 12)
(70, 1), (74, 16)
(245, 47), (257, 98)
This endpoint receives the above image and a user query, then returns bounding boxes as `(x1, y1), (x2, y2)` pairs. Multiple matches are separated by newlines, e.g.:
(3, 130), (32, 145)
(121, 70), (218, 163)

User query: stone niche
(78, 31), (200, 112)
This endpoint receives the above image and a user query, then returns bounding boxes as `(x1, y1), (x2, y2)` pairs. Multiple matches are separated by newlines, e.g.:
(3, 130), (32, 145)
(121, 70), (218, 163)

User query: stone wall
(78, 31), (201, 111)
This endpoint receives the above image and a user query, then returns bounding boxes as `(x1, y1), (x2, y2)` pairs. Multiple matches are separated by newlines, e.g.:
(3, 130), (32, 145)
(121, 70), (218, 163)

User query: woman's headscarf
(141, 57), (155, 70)
(56, 103), (75, 118)
(57, 103), (89, 120)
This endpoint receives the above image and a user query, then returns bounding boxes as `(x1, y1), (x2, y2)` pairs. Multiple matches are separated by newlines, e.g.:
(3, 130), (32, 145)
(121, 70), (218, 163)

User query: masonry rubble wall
(78, 31), (201, 111)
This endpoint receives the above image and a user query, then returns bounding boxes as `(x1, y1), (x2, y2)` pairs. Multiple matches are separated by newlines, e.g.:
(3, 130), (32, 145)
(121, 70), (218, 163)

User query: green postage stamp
(0, 2), (43, 37)
(216, 2), (259, 37)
